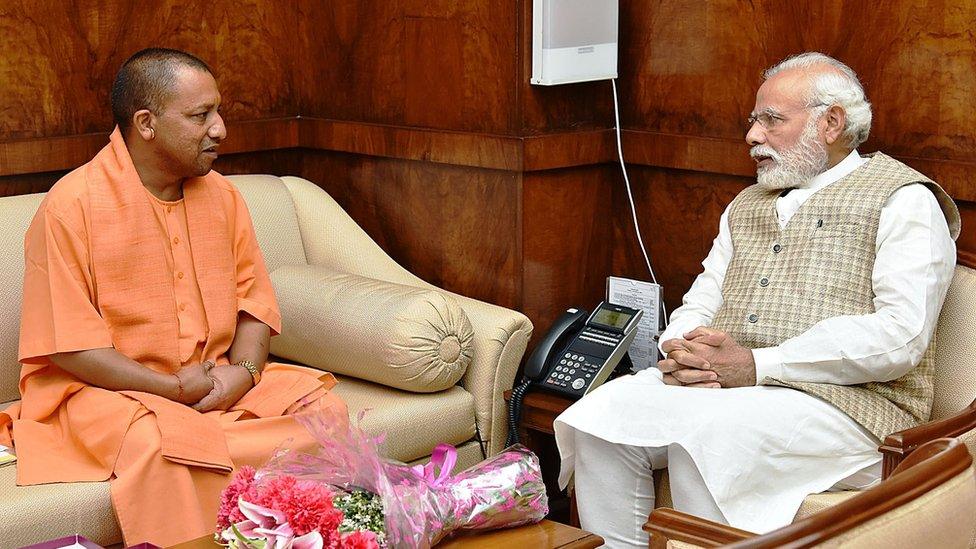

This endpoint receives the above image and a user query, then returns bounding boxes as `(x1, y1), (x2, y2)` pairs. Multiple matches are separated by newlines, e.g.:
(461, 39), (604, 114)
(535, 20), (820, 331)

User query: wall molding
(4, 118), (976, 202)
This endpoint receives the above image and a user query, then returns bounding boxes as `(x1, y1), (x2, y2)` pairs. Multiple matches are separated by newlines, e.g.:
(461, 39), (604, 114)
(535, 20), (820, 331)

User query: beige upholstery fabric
(280, 176), (533, 455)
(226, 175), (308, 273)
(272, 266), (474, 393)
(826, 466), (976, 548)
(793, 490), (859, 520)
(667, 540), (703, 549)
(333, 375), (477, 463)
(0, 193), (44, 403)
(931, 265), (976, 420)
(655, 469), (672, 509)
(0, 464), (120, 547)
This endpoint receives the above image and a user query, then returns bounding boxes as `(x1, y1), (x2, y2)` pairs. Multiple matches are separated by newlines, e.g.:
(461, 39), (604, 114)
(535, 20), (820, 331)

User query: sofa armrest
(281, 176), (534, 456)
(446, 293), (532, 456)
(879, 398), (976, 477)
(644, 508), (753, 548)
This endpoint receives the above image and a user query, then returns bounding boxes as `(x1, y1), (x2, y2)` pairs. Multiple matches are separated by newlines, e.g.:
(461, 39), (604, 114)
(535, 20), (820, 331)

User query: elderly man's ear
(822, 105), (847, 146)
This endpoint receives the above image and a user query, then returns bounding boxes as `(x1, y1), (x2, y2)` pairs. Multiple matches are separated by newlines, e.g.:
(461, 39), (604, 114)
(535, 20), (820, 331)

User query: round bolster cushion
(269, 265), (474, 393)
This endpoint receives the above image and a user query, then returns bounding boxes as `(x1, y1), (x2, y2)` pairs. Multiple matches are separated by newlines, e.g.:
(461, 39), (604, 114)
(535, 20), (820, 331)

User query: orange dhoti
(111, 364), (345, 545)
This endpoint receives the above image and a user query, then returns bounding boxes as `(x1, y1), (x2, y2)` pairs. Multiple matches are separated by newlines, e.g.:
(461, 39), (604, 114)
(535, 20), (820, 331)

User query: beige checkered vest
(711, 153), (960, 440)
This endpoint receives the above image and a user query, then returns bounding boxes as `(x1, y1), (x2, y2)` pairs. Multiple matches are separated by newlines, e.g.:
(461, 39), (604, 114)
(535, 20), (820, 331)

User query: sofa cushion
(227, 174), (308, 273)
(271, 265), (474, 393)
(0, 193), (45, 404)
(332, 375), (478, 463)
(0, 464), (120, 547)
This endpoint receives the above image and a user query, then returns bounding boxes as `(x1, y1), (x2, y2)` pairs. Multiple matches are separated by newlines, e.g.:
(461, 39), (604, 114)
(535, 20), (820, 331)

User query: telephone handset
(505, 301), (643, 447)
(523, 307), (589, 382)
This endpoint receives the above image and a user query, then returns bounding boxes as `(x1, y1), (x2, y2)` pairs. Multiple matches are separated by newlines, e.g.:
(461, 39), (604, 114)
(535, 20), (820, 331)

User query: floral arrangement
(216, 404), (548, 549)
(215, 465), (386, 549)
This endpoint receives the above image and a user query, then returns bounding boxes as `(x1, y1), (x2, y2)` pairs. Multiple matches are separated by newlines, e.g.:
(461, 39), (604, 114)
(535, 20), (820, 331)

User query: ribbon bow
(411, 443), (457, 487)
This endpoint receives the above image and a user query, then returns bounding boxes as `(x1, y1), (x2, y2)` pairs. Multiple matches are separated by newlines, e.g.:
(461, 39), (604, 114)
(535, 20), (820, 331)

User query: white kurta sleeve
(752, 184), (956, 385)
(658, 208), (733, 350)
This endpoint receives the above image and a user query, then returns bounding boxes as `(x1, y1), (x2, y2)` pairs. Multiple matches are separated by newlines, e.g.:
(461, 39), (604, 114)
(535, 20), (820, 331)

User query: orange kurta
(0, 128), (345, 546)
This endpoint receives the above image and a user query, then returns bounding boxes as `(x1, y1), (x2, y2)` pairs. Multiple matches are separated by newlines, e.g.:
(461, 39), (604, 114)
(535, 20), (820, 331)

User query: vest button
(759, 277), (769, 287)
(748, 313), (759, 323)
(772, 243), (782, 253)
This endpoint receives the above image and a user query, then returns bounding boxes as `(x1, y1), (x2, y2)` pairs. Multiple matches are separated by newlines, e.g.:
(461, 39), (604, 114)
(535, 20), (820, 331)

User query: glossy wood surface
(300, 151), (522, 310)
(168, 519), (602, 549)
(880, 397), (976, 477)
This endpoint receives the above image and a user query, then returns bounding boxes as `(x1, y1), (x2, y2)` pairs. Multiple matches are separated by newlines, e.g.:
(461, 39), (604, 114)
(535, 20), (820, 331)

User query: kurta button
(772, 243), (782, 253)
(748, 313), (759, 323)
(179, 303), (186, 312)
(759, 277), (769, 287)
(173, 236), (180, 245)
(166, 206), (173, 213)
(176, 271), (184, 279)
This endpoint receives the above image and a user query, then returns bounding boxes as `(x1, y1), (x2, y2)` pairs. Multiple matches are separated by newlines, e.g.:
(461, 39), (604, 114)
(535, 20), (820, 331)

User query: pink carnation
(341, 530), (380, 549)
(253, 476), (344, 539)
(216, 465), (258, 530)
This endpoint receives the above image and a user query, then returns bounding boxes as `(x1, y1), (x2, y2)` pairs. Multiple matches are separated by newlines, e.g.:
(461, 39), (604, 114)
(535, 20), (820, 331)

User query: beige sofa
(0, 174), (533, 547)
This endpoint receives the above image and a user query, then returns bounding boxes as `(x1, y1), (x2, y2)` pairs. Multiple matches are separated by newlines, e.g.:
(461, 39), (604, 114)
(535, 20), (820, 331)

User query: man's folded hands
(659, 326), (757, 388)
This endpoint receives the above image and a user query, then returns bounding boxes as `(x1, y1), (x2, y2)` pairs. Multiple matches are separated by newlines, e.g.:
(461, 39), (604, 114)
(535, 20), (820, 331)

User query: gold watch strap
(235, 359), (261, 386)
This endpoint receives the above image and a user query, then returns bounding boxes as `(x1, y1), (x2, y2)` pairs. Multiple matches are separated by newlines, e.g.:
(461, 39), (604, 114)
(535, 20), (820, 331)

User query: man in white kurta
(554, 53), (958, 547)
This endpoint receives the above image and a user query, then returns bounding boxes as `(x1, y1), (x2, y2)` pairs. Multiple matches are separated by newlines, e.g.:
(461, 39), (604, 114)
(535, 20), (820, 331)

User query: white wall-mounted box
(531, 0), (618, 86)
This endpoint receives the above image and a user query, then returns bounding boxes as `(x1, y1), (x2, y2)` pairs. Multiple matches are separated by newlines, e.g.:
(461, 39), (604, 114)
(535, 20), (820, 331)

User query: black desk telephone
(506, 301), (643, 446)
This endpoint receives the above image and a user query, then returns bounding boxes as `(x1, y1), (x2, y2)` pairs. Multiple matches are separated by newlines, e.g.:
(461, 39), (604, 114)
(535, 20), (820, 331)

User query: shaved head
(111, 48), (212, 133)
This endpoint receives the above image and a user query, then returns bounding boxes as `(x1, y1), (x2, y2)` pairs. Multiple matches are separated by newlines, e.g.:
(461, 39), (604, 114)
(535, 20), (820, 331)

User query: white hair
(764, 52), (872, 148)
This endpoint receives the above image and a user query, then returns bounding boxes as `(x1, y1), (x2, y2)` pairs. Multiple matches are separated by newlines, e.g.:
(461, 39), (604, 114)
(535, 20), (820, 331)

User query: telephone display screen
(590, 308), (633, 331)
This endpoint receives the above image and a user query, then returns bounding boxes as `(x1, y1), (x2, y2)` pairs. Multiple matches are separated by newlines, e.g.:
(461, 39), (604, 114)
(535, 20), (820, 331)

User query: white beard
(751, 116), (829, 191)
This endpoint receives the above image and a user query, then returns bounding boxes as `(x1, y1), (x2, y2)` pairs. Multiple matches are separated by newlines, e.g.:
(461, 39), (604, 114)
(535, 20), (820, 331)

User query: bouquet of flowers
(216, 403), (548, 549)
(216, 465), (386, 548)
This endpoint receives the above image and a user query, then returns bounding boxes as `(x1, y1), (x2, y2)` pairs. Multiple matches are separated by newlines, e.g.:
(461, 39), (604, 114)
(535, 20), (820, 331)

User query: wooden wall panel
(521, 166), (615, 333)
(611, 167), (749, 312)
(300, 151), (522, 310)
(0, 0), (300, 141)
(296, 1), (519, 134)
(618, 0), (976, 158)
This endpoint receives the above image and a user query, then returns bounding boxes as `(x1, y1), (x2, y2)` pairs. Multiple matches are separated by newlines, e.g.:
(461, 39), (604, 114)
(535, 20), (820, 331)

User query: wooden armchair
(645, 438), (976, 548)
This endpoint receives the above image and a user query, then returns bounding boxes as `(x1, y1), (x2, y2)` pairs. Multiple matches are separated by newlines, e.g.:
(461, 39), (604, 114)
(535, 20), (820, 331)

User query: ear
(132, 109), (155, 141)
(822, 105), (847, 145)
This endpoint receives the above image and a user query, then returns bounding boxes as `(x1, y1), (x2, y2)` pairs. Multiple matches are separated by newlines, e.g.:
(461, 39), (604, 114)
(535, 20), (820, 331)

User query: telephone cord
(611, 78), (669, 327)
(505, 377), (533, 448)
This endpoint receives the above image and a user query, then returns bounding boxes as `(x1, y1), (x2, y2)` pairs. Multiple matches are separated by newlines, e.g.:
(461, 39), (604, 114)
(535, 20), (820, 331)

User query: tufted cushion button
(759, 277), (769, 287)
(439, 335), (462, 363)
(772, 243), (782, 253)
(748, 313), (759, 323)
(270, 265), (474, 393)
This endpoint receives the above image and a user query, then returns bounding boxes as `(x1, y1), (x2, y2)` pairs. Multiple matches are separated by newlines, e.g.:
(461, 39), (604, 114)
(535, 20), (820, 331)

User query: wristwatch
(235, 359), (261, 386)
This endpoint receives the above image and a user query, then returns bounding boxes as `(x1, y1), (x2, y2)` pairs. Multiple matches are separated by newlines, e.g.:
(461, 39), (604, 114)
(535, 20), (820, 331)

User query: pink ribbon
(411, 443), (457, 487)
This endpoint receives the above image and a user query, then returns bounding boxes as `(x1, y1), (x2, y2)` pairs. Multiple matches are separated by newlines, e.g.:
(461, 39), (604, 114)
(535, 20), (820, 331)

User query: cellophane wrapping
(260, 403), (548, 548)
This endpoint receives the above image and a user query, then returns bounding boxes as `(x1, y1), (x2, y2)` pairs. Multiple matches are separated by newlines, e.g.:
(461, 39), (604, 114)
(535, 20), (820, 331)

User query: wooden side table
(168, 519), (602, 548)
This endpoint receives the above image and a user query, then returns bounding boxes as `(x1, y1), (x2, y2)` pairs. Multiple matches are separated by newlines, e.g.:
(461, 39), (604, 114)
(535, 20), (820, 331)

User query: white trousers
(574, 430), (726, 548)
(556, 370), (883, 547)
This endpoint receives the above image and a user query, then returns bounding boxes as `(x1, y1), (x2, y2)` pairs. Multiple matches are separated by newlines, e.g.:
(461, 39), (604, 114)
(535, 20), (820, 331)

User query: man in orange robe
(0, 48), (346, 546)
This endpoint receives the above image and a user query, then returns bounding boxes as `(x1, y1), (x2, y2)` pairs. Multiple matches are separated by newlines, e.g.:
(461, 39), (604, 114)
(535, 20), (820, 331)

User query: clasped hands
(172, 360), (254, 412)
(658, 327), (757, 389)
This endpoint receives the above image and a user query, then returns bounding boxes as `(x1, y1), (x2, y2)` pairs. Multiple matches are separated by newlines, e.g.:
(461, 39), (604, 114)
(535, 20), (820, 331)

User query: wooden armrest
(879, 397), (976, 477)
(644, 508), (753, 548)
